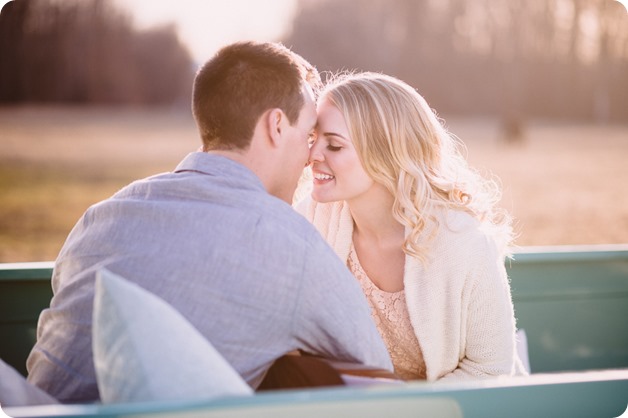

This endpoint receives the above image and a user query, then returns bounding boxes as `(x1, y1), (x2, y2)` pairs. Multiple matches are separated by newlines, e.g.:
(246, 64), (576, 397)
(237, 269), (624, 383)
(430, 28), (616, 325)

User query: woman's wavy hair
(320, 72), (514, 263)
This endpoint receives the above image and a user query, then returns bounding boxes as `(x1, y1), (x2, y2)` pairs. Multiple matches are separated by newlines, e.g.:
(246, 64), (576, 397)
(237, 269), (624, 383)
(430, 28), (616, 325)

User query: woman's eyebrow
(322, 131), (349, 141)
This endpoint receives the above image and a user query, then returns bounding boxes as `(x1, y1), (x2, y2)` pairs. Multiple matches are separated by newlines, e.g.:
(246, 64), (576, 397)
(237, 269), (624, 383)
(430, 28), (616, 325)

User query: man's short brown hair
(192, 42), (320, 151)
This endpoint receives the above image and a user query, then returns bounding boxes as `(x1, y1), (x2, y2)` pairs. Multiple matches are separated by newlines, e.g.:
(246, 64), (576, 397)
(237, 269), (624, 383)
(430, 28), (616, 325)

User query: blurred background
(0, 0), (627, 262)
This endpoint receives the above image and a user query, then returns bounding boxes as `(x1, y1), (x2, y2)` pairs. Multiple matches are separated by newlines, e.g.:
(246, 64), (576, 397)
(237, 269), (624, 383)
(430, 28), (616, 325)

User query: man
(26, 41), (392, 403)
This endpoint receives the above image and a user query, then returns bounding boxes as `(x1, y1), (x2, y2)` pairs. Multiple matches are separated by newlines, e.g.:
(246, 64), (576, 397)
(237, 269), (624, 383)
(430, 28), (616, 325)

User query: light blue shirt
(27, 152), (392, 403)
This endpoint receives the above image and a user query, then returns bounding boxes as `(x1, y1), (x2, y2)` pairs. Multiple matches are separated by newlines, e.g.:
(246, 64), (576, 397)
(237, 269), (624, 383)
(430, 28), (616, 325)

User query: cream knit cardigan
(297, 197), (527, 381)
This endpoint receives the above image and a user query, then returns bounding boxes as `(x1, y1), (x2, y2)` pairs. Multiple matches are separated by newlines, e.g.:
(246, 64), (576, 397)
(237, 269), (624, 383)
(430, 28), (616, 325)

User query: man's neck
(204, 149), (292, 202)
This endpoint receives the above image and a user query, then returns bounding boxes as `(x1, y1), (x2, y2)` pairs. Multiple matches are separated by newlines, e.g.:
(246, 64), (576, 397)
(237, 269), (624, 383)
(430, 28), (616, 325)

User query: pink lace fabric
(348, 244), (426, 380)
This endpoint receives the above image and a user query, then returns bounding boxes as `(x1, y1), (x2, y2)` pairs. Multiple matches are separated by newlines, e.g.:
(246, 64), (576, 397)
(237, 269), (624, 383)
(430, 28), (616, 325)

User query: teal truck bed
(2, 245), (627, 417)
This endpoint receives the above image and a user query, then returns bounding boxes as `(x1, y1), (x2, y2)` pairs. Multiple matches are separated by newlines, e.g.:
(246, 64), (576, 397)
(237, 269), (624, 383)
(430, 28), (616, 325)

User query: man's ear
(266, 108), (284, 148)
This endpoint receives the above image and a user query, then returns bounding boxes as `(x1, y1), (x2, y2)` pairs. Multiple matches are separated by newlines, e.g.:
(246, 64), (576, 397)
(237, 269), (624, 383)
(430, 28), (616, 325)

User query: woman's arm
(440, 246), (526, 380)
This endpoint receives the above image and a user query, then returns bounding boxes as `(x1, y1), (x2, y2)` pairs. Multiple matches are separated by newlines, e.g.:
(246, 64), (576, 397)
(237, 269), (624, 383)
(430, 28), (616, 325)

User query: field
(1, 106), (627, 262)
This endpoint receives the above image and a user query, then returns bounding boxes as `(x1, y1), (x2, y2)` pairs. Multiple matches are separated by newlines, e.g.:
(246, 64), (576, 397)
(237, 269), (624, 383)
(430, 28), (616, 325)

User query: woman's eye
(307, 133), (317, 147)
(327, 145), (342, 152)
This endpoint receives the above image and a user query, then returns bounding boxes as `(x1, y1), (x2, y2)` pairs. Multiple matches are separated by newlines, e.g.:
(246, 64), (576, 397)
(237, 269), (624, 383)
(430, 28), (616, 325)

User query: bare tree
(0, 0), (194, 105)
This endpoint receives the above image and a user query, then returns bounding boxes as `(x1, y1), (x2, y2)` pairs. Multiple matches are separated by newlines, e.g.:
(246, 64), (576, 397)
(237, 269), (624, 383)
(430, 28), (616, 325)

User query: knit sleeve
(440, 235), (527, 380)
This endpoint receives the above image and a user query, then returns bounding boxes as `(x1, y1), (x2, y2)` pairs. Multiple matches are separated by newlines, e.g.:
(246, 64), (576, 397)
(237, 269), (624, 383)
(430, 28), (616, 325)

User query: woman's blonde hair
(320, 72), (513, 262)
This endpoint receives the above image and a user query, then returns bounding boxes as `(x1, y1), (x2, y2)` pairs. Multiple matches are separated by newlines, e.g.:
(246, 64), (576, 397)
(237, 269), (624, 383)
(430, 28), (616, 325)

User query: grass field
(1, 106), (627, 262)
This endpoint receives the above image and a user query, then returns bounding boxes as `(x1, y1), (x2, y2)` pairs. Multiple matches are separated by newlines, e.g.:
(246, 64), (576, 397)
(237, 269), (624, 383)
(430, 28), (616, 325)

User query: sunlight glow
(114, 0), (299, 64)
(615, 0), (628, 12)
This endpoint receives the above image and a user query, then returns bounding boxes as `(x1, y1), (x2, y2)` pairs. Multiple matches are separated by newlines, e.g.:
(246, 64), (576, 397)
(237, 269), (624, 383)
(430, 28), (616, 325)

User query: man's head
(192, 41), (320, 151)
(191, 42), (320, 203)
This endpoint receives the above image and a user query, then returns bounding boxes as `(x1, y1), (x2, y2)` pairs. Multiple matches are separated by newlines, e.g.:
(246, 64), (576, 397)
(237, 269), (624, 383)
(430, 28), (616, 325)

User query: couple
(27, 41), (526, 404)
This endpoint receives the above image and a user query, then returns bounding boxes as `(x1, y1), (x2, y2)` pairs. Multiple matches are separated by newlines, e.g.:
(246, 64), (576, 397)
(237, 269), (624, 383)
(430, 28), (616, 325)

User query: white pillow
(93, 268), (253, 404)
(0, 358), (58, 407)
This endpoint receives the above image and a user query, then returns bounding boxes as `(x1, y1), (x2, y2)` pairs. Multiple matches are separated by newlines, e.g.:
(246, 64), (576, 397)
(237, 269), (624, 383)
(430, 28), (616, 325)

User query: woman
(297, 72), (527, 381)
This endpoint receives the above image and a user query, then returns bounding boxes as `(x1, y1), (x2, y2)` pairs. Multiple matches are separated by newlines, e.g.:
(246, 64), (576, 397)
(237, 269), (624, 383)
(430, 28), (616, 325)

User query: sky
(113, 0), (300, 64)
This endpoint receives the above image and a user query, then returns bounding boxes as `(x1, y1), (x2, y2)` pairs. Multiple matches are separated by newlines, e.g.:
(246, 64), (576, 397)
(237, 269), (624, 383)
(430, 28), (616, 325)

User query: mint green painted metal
(5, 370), (628, 418)
(0, 262), (54, 376)
(1, 245), (628, 418)
(507, 245), (628, 373)
(2, 246), (628, 377)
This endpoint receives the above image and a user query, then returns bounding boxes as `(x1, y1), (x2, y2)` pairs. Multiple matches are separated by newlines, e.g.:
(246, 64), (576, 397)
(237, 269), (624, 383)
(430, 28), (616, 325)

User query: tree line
(0, 0), (194, 105)
(1, 0), (626, 121)
(284, 0), (628, 122)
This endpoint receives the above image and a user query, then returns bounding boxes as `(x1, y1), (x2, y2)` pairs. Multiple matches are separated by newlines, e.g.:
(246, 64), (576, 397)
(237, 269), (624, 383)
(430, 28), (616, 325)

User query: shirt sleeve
(292, 235), (393, 372)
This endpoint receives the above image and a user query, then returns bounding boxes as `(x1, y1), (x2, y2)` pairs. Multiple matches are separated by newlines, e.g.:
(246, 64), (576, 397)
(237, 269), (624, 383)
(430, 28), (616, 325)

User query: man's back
(27, 153), (392, 403)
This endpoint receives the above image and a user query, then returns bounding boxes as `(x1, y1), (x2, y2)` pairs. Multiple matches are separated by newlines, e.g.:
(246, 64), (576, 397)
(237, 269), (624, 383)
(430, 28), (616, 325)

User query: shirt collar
(175, 152), (265, 191)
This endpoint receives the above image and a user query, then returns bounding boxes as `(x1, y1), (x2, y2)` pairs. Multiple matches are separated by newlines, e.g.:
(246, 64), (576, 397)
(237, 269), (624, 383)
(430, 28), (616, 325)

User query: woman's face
(308, 97), (375, 204)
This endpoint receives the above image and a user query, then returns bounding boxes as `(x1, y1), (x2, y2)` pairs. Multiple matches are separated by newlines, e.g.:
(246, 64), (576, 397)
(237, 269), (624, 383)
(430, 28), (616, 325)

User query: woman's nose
(309, 141), (324, 164)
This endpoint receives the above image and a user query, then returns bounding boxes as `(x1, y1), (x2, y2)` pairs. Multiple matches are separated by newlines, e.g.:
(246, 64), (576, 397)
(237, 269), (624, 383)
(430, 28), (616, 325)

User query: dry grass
(0, 106), (198, 262)
(446, 118), (628, 248)
(1, 106), (627, 262)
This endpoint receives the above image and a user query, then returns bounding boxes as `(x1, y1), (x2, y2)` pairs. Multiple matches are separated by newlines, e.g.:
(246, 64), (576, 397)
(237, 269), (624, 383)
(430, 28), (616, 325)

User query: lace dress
(347, 244), (426, 380)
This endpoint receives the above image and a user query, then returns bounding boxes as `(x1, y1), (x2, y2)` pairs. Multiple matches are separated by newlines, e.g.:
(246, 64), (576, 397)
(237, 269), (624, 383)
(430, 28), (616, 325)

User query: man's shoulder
(251, 198), (347, 266)
(256, 198), (320, 243)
